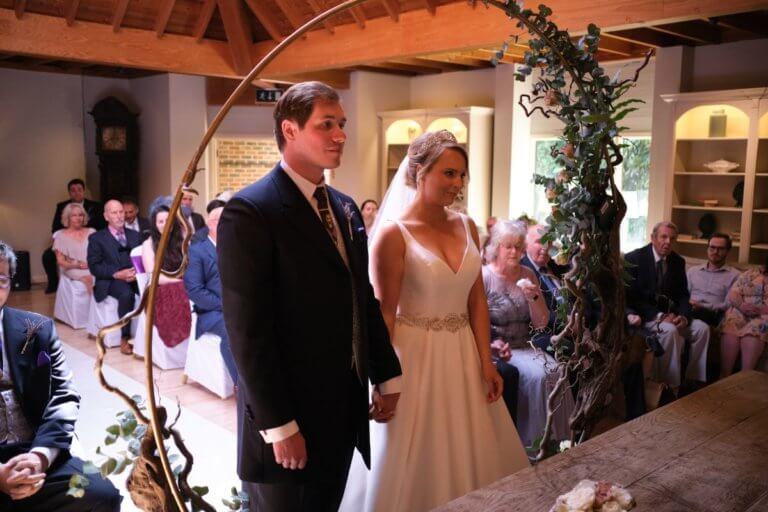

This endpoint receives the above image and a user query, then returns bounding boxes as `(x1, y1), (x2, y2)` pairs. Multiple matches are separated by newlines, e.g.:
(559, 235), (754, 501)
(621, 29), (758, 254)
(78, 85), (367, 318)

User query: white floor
(63, 344), (239, 511)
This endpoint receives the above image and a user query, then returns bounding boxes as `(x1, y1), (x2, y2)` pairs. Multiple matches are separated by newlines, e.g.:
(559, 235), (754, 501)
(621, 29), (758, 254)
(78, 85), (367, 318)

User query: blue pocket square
(36, 350), (51, 367)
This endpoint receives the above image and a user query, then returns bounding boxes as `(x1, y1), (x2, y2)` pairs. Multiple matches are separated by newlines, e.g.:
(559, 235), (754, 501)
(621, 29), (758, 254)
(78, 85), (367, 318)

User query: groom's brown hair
(273, 81), (340, 152)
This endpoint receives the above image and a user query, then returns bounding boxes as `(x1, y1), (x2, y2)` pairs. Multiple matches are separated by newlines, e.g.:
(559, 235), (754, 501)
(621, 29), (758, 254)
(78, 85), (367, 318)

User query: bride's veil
(368, 155), (415, 245)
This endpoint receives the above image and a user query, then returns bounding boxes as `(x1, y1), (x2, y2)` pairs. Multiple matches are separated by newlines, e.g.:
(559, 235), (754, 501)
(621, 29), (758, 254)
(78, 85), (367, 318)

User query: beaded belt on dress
(395, 312), (469, 332)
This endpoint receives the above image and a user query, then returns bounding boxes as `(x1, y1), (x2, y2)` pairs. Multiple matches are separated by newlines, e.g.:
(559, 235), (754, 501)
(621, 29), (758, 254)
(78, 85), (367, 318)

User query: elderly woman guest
(141, 196), (191, 348)
(360, 199), (379, 233)
(52, 202), (96, 293)
(483, 219), (576, 447)
(720, 255), (768, 377)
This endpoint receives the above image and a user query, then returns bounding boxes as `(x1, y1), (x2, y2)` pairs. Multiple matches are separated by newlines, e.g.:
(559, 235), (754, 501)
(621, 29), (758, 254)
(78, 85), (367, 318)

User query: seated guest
(0, 241), (121, 512)
(521, 224), (570, 352)
(180, 190), (205, 232)
(483, 220), (576, 446)
(43, 179), (105, 293)
(122, 197), (150, 242)
(687, 233), (739, 327)
(53, 203), (96, 294)
(719, 255), (768, 377)
(625, 221), (710, 390)
(141, 197), (191, 349)
(359, 199), (378, 234)
(480, 215), (497, 264)
(183, 201), (236, 382)
(87, 200), (140, 355)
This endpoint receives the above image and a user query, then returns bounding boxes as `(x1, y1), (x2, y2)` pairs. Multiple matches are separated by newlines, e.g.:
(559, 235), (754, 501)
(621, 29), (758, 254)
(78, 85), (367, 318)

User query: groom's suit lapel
(328, 188), (362, 276)
(271, 166), (348, 273)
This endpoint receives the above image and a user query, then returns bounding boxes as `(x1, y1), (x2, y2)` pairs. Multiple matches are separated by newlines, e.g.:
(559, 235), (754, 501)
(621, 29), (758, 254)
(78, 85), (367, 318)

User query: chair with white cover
(86, 295), (131, 348)
(182, 310), (234, 399)
(132, 268), (190, 370)
(53, 275), (90, 329)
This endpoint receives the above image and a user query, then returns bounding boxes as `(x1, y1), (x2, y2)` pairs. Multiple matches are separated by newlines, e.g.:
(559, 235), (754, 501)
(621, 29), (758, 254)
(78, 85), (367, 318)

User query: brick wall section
(215, 137), (280, 193)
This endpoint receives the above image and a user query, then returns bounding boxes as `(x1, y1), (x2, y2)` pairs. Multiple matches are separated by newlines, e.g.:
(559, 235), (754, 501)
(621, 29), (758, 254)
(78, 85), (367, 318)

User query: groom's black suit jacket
(1, 307), (80, 453)
(217, 164), (402, 485)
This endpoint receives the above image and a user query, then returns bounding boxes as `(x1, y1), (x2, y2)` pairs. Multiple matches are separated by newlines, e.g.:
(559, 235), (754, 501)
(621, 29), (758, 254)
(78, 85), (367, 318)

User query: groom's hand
(273, 431), (307, 470)
(370, 387), (400, 423)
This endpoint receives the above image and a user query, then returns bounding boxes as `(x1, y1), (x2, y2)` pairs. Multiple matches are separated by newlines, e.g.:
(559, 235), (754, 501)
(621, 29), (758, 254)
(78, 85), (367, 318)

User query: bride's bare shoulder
(371, 222), (405, 253)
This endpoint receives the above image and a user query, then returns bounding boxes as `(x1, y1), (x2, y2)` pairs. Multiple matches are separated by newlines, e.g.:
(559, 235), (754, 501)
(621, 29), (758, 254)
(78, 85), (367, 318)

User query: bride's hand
(482, 362), (504, 403)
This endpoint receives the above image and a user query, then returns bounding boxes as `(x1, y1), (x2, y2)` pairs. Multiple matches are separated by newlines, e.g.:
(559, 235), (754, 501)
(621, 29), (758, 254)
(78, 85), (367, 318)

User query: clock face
(101, 126), (127, 151)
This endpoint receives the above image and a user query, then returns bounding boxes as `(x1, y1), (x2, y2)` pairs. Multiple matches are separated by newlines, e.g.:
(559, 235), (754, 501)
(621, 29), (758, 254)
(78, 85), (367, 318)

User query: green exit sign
(256, 89), (282, 103)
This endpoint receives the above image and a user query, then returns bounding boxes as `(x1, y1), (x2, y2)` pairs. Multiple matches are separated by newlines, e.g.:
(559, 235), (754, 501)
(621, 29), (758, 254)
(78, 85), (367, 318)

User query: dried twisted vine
(482, 0), (650, 459)
(92, 1), (373, 510)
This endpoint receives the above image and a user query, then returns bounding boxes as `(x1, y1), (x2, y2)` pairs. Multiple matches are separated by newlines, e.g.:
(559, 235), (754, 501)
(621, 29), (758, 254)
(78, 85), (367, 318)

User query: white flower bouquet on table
(550, 480), (635, 512)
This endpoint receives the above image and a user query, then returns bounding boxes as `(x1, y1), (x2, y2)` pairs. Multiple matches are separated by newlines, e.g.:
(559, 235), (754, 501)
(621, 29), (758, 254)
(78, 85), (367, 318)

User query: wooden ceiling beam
(112, 0), (130, 32)
(365, 61), (438, 74)
(14, 0), (26, 19)
(390, 57), (473, 72)
(0, 9), (238, 77)
(349, 6), (366, 29)
(260, 70), (351, 89)
(251, 0), (768, 78)
(710, 12), (768, 37)
(274, 0), (306, 30)
(647, 20), (721, 45)
(305, 0), (335, 35)
(601, 29), (671, 47)
(243, 0), (284, 42)
(64, 0), (81, 26)
(423, 0), (437, 16)
(350, 65), (419, 76)
(193, 0), (217, 41)
(154, 0), (176, 37)
(381, 0), (399, 22)
(216, 0), (253, 76)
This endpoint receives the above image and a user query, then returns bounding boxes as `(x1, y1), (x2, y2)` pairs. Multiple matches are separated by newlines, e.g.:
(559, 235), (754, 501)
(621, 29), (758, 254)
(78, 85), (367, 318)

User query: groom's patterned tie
(313, 184), (362, 382)
(313, 185), (338, 245)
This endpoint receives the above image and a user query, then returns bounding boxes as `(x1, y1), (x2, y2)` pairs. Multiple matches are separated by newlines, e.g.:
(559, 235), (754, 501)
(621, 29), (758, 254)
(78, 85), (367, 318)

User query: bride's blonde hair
(405, 130), (468, 188)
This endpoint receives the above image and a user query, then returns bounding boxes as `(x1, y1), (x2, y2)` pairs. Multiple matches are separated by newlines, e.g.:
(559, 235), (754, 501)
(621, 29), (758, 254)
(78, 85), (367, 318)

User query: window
(530, 136), (651, 252)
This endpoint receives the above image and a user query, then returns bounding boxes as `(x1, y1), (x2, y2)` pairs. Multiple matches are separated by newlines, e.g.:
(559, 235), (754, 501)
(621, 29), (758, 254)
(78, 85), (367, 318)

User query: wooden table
(437, 371), (768, 512)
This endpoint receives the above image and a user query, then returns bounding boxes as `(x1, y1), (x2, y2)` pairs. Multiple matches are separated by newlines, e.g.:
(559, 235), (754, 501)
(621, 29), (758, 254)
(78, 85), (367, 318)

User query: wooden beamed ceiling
(0, 0), (767, 83)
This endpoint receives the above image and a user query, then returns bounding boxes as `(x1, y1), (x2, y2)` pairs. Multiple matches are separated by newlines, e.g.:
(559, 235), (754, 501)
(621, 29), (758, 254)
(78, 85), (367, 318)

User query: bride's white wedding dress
(356, 214), (529, 512)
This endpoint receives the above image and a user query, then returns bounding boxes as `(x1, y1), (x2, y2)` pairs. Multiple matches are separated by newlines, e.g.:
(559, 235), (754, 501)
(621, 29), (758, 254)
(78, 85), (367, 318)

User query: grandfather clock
(90, 97), (139, 200)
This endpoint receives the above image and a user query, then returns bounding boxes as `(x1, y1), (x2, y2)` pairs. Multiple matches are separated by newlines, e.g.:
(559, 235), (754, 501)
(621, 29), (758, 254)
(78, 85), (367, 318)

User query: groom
(217, 81), (403, 511)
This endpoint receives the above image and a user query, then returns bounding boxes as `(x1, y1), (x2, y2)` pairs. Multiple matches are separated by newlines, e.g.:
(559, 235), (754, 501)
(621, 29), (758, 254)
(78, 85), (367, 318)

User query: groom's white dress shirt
(257, 163), (401, 444)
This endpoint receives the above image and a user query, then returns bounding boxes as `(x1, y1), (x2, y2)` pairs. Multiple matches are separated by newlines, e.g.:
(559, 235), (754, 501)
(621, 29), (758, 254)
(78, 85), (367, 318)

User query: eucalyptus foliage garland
(483, 0), (651, 458)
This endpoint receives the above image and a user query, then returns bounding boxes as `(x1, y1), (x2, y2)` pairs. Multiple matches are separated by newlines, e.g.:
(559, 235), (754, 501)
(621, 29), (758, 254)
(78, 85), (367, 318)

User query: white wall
(409, 68), (496, 109)
(0, 68), (87, 282)
(334, 71), (410, 203)
(131, 74), (171, 214)
(169, 74), (208, 214)
(686, 39), (768, 92)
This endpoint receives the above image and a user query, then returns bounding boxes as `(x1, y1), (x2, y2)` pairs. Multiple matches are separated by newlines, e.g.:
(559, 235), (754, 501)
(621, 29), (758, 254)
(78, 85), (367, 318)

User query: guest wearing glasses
(686, 233), (740, 327)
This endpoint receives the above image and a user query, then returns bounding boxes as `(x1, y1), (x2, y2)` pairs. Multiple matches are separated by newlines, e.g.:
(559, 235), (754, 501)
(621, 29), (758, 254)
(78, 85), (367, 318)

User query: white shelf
(672, 205), (741, 212)
(674, 172), (746, 176)
(752, 244), (768, 250)
(754, 209), (768, 214)
(756, 173), (768, 177)
(678, 237), (741, 247)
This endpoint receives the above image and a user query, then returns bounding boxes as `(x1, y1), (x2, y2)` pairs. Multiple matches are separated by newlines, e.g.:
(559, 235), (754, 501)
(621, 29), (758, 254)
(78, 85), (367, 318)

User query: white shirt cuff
(378, 376), (402, 395)
(31, 447), (60, 470)
(259, 420), (299, 444)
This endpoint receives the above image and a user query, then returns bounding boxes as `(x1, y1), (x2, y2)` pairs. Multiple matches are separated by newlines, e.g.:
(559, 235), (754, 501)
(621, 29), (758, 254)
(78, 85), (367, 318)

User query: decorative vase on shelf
(733, 181), (744, 207)
(699, 213), (716, 239)
(709, 109), (727, 137)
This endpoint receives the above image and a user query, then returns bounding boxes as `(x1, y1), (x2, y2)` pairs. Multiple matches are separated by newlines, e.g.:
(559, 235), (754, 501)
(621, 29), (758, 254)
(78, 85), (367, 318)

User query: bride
(361, 130), (529, 511)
